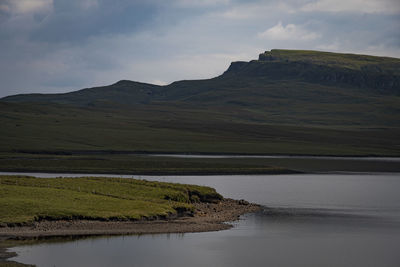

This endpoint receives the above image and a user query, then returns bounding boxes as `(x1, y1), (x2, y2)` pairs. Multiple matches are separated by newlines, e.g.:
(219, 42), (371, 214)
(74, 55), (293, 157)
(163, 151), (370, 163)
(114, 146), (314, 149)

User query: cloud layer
(0, 0), (399, 97)
(258, 22), (320, 41)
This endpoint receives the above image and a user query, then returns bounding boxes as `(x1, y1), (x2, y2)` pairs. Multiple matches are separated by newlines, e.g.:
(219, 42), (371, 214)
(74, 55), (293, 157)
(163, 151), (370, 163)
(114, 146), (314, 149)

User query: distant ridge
(224, 49), (400, 93)
(2, 49), (400, 106)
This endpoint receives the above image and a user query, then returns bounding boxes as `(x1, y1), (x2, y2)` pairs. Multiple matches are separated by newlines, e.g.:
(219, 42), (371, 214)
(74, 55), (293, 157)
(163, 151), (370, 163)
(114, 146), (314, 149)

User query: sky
(0, 0), (399, 97)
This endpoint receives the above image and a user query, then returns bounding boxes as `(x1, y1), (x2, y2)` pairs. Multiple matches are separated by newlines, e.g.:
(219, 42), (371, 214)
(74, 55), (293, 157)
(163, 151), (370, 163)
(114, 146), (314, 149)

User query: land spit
(0, 199), (260, 238)
(0, 198), (260, 263)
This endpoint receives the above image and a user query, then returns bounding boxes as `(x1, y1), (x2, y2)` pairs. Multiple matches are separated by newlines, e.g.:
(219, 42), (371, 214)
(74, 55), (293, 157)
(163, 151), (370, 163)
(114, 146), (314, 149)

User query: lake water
(7, 173), (400, 267)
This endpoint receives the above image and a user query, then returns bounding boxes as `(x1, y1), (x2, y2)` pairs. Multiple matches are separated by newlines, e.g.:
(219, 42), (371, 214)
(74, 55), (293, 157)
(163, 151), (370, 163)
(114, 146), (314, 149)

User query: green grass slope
(258, 49), (400, 73)
(0, 101), (399, 156)
(0, 176), (222, 225)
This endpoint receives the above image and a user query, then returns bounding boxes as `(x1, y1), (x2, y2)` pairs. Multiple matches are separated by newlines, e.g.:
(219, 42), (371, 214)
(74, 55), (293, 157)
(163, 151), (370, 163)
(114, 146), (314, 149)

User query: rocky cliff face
(225, 50), (400, 95)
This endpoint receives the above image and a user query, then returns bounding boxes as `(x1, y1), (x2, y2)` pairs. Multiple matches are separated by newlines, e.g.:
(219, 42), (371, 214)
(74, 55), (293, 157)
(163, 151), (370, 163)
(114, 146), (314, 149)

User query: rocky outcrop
(224, 50), (400, 95)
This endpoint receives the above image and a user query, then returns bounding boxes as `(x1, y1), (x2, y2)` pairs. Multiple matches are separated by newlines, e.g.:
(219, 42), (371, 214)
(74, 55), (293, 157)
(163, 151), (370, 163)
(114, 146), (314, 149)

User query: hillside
(1, 49), (399, 159)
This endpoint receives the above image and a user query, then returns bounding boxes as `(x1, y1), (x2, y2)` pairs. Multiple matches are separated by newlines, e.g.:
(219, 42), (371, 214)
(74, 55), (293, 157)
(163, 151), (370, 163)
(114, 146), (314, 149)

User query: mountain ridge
(2, 49), (400, 106)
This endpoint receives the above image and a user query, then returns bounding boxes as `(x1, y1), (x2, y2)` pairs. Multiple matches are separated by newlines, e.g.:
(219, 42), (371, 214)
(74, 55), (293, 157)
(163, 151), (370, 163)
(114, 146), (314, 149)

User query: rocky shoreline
(0, 198), (261, 263)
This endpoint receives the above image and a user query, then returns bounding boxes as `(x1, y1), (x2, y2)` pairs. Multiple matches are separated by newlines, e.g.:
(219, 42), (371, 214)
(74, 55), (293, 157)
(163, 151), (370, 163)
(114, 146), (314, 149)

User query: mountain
(1, 49), (400, 156)
(227, 49), (400, 94)
(3, 49), (400, 106)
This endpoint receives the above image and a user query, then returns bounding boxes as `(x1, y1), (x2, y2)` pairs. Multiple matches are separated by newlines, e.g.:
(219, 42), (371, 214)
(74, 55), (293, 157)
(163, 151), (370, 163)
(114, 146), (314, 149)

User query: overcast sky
(0, 0), (399, 97)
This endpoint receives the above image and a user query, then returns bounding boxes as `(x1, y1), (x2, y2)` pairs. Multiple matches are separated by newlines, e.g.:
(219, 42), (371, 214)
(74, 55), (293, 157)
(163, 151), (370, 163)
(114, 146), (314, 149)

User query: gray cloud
(29, 0), (160, 43)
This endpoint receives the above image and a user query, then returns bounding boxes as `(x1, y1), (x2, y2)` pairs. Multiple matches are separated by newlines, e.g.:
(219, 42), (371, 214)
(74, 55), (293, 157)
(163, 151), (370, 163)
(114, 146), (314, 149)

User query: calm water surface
(7, 173), (400, 267)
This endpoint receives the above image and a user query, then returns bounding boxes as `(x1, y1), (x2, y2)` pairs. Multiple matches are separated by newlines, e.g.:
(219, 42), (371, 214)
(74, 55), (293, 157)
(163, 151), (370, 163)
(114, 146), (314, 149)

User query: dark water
(8, 173), (400, 267)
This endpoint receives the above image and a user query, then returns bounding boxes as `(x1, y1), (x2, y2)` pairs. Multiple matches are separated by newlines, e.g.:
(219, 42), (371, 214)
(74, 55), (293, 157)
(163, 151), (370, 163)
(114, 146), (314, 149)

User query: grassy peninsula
(0, 175), (221, 225)
(0, 175), (260, 266)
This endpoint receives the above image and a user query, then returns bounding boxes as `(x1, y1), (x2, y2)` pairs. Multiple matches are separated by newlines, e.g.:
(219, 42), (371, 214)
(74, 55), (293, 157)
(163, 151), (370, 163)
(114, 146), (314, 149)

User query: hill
(3, 49), (400, 106)
(1, 49), (399, 160)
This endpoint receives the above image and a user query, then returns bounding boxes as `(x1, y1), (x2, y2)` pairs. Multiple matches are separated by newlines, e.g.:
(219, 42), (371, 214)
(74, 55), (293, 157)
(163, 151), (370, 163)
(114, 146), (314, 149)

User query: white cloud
(150, 79), (168, 86)
(258, 22), (320, 41)
(79, 0), (99, 10)
(219, 8), (252, 20)
(301, 0), (400, 14)
(316, 41), (341, 51)
(315, 40), (400, 58)
(11, 0), (53, 14)
(360, 44), (400, 58)
(215, 2), (296, 20)
(175, 0), (230, 8)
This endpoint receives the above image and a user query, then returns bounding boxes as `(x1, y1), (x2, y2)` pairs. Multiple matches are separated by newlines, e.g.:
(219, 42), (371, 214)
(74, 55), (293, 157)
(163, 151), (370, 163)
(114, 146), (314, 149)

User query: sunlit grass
(0, 176), (222, 225)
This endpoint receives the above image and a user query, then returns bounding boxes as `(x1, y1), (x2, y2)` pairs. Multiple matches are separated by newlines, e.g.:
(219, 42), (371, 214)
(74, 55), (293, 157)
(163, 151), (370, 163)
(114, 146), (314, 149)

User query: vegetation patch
(0, 176), (222, 225)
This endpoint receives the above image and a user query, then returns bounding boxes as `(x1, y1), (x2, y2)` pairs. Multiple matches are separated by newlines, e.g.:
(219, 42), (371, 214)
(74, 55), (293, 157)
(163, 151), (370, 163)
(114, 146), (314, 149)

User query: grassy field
(0, 176), (222, 225)
(0, 101), (399, 156)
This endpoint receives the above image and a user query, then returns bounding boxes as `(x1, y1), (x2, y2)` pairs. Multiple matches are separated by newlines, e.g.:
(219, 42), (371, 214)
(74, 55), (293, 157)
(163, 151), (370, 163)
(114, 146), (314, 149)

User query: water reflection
(10, 209), (400, 267)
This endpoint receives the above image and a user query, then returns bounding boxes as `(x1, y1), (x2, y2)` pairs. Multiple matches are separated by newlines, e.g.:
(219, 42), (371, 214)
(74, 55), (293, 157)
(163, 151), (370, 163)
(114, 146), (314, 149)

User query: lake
(6, 172), (400, 267)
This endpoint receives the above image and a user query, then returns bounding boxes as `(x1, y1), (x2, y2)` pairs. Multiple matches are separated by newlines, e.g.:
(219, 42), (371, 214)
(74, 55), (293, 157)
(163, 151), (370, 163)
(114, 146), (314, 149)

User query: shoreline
(0, 198), (261, 262)
(0, 168), (300, 176)
(9, 150), (400, 157)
